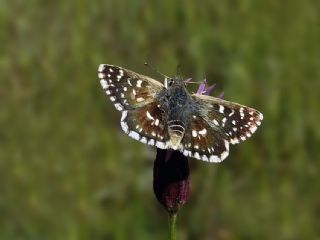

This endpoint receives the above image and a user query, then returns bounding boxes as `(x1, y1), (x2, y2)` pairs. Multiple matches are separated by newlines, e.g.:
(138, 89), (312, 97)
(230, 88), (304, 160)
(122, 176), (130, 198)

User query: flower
(197, 79), (224, 98)
(153, 149), (189, 213)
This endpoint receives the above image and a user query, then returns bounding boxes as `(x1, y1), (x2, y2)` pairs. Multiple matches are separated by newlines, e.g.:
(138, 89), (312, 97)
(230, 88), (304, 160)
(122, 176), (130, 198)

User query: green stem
(169, 212), (177, 240)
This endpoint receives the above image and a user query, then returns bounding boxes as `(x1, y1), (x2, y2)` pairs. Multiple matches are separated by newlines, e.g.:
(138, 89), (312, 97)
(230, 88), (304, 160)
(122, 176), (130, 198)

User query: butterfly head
(164, 76), (187, 88)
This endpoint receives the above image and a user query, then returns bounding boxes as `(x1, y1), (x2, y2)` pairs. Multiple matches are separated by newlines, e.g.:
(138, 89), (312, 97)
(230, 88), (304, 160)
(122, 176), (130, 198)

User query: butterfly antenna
(185, 81), (201, 84)
(144, 62), (171, 79)
(176, 64), (182, 76)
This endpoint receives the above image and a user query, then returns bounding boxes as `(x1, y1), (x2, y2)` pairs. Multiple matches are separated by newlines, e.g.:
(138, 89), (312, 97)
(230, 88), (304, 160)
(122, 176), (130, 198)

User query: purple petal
(197, 79), (207, 94)
(204, 84), (216, 96)
(217, 91), (224, 99)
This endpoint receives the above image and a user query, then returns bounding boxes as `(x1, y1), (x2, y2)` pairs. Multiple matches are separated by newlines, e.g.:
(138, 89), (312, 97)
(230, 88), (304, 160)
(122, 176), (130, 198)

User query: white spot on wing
(137, 80), (143, 87)
(121, 111), (127, 121)
(98, 73), (105, 79)
(259, 113), (264, 120)
(250, 126), (257, 133)
(219, 105), (225, 113)
(209, 155), (221, 162)
(220, 149), (229, 161)
(129, 131), (140, 140)
(121, 120), (128, 133)
(98, 64), (106, 72)
(222, 117), (227, 127)
(230, 138), (240, 144)
(198, 128), (207, 135)
(183, 149), (190, 156)
(202, 155), (209, 161)
(146, 111), (154, 120)
(100, 80), (108, 89)
(114, 103), (123, 111)
(240, 107), (245, 119)
(192, 130), (197, 137)
(156, 141), (166, 149)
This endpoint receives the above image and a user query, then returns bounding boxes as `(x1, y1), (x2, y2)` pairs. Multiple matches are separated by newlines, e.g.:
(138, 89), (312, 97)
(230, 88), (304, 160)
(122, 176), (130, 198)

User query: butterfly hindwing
(181, 115), (229, 162)
(192, 94), (263, 145)
(120, 101), (170, 149)
(98, 64), (165, 111)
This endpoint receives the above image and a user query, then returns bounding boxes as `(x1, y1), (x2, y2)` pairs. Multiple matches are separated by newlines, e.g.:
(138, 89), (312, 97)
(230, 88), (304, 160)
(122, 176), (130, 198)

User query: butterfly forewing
(98, 64), (164, 111)
(193, 94), (263, 145)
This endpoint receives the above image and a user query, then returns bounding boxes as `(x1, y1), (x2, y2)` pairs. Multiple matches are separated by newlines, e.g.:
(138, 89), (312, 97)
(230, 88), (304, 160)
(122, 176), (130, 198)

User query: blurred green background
(1, 0), (320, 239)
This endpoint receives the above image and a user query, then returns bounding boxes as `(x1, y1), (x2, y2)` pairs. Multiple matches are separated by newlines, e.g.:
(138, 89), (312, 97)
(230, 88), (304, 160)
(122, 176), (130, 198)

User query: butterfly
(98, 64), (263, 162)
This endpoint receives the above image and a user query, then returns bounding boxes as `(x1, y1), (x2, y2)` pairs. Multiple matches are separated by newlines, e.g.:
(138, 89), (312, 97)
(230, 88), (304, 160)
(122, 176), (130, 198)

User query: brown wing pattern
(180, 115), (229, 162)
(120, 101), (170, 149)
(193, 94), (263, 145)
(98, 64), (164, 111)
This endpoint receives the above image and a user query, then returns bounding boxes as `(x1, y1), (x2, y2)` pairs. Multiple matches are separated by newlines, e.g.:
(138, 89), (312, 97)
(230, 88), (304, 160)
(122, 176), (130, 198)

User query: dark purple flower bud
(153, 148), (190, 214)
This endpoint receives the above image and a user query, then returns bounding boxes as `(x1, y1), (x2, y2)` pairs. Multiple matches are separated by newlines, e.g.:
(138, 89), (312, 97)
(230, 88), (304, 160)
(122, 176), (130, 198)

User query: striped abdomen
(168, 120), (185, 149)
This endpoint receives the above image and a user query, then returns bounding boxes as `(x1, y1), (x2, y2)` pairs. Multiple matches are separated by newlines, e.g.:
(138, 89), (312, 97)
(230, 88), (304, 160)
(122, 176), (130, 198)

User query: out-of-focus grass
(1, 0), (320, 239)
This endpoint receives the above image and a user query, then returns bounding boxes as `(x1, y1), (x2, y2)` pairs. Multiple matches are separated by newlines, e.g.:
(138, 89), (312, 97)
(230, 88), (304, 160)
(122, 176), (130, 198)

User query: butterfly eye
(164, 78), (174, 88)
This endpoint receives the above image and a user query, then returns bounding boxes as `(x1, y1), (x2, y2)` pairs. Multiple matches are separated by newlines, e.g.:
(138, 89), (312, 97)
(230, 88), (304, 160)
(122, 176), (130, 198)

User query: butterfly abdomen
(168, 120), (185, 149)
